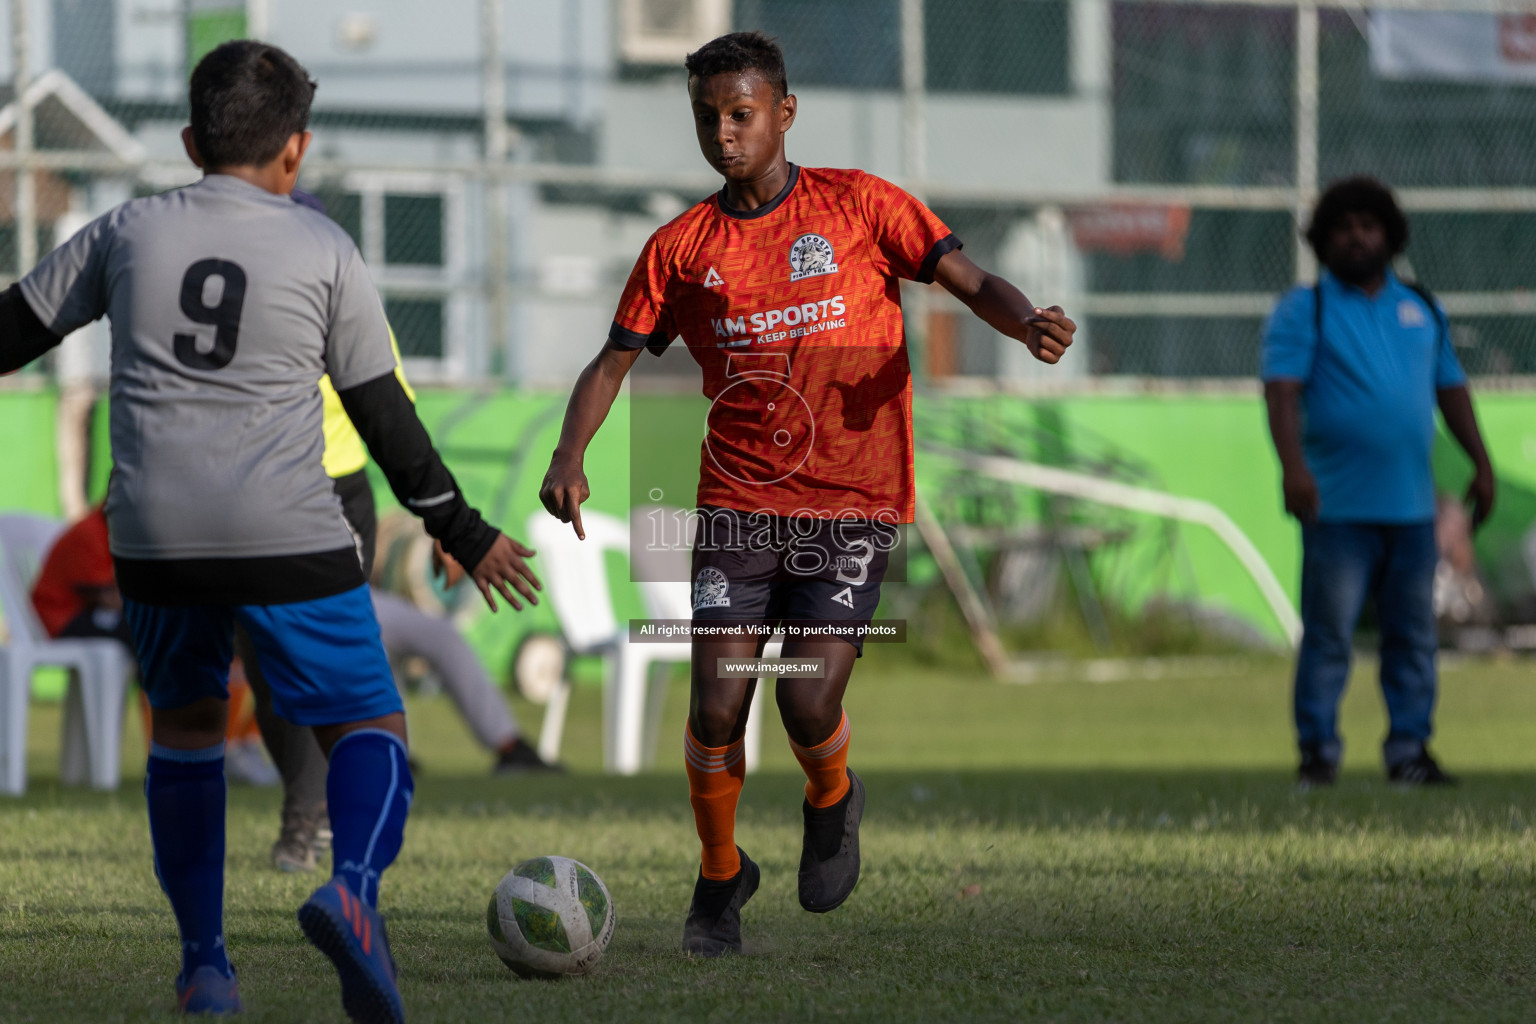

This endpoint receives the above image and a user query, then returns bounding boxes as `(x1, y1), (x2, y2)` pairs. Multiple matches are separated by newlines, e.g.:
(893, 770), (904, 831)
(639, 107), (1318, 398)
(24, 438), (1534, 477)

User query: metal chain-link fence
(5, 0), (1535, 386)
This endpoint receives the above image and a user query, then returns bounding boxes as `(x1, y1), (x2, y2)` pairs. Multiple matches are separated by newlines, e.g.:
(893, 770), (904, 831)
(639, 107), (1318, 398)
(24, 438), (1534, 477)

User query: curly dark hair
(1304, 176), (1409, 261)
(684, 31), (788, 99)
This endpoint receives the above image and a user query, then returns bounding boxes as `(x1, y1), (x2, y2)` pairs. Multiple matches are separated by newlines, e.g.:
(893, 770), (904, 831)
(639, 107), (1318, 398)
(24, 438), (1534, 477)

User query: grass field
(4, 653), (1536, 1022)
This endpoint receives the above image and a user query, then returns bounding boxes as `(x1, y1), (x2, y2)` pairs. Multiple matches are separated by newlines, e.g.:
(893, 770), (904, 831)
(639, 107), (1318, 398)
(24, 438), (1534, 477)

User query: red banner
(1068, 204), (1192, 262)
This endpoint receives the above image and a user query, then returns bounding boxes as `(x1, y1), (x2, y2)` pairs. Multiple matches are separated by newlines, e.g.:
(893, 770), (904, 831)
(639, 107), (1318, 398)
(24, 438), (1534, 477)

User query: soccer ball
(487, 856), (616, 978)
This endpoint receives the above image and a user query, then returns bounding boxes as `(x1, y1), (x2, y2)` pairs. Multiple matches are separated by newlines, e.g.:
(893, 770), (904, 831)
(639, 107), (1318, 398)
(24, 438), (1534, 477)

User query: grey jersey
(20, 174), (396, 562)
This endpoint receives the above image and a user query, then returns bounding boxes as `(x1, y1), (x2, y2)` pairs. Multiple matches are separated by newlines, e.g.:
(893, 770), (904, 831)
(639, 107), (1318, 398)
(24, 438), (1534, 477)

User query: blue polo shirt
(1261, 269), (1466, 523)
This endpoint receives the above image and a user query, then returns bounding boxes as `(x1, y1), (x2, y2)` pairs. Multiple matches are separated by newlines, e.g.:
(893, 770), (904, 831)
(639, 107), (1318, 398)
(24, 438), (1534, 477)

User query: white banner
(1370, 13), (1536, 84)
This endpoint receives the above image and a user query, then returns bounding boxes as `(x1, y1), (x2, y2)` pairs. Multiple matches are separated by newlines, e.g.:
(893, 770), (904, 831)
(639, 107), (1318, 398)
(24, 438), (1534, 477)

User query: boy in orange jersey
(540, 31), (1074, 955)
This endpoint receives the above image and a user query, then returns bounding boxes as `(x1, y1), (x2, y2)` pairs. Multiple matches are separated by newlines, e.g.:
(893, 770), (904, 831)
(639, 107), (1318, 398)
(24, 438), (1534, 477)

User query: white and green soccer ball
(487, 856), (616, 978)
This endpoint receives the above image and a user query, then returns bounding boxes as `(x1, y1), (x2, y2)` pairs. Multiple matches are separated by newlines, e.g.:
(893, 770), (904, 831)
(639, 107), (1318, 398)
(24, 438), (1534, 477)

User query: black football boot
(682, 847), (760, 956)
(798, 768), (865, 913)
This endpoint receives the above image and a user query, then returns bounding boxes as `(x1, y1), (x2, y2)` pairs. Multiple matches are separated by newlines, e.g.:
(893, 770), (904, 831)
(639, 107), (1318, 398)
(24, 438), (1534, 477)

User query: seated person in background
(32, 505), (279, 785)
(401, 543), (556, 774)
(30, 505), (124, 642)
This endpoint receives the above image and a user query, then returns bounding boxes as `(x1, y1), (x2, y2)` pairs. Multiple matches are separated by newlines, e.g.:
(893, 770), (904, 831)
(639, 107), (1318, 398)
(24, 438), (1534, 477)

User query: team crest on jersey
(1398, 299), (1426, 327)
(694, 566), (731, 609)
(789, 233), (839, 282)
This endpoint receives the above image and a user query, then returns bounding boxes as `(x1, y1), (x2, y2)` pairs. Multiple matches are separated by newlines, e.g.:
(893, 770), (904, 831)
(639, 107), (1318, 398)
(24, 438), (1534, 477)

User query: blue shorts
(124, 584), (402, 727)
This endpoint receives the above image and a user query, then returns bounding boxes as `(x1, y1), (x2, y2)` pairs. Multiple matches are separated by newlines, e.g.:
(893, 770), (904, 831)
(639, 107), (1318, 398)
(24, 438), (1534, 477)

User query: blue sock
(327, 729), (413, 908)
(145, 742), (231, 981)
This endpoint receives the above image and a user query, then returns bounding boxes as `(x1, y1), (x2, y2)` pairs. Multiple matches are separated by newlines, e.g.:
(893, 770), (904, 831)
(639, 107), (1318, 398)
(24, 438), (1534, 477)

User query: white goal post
(921, 445), (1303, 649)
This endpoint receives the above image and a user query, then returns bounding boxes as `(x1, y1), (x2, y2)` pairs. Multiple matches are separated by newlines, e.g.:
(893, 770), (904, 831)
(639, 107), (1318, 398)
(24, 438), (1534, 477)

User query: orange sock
(683, 723), (746, 880)
(789, 711), (851, 809)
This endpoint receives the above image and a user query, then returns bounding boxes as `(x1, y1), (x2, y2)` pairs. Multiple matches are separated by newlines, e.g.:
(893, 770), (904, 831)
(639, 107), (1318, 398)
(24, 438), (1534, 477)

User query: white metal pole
(900, 0), (931, 378)
(11, 0), (35, 276)
(481, 0), (510, 379)
(1294, 0), (1320, 282)
(900, 0), (926, 194)
(926, 445), (1303, 647)
(245, 0), (269, 40)
(915, 493), (1012, 678)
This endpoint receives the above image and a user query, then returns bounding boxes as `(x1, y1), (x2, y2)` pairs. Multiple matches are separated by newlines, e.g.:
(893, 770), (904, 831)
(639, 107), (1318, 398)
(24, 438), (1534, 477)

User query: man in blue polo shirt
(1263, 176), (1494, 788)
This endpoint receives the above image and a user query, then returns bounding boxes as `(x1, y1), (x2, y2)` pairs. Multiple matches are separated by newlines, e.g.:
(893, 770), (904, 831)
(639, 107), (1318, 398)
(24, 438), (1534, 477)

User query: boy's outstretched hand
(931, 250), (1075, 365)
(468, 532), (542, 612)
(1023, 306), (1075, 364)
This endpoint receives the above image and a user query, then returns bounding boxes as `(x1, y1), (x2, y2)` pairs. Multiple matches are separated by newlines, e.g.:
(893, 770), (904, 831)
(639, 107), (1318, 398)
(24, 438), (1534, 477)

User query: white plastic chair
(0, 514), (133, 795)
(634, 576), (779, 773)
(629, 506), (780, 774)
(528, 510), (691, 774)
(528, 507), (787, 776)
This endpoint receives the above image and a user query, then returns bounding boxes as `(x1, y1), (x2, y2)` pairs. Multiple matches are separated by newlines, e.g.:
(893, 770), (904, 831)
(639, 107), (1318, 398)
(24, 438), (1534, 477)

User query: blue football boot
(298, 879), (404, 1024)
(175, 964), (242, 1016)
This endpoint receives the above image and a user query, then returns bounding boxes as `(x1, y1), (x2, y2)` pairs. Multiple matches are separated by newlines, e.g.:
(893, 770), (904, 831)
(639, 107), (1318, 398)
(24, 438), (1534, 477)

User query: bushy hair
(189, 41), (316, 168)
(1305, 176), (1409, 260)
(684, 31), (788, 98)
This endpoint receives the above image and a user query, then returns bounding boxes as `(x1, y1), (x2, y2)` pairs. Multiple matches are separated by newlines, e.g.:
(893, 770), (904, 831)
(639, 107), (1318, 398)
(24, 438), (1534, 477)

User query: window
(383, 194), (444, 267)
(734, 0), (901, 89)
(926, 0), (1070, 96)
(308, 174), (465, 377)
(309, 188), (363, 248)
(384, 298), (445, 360)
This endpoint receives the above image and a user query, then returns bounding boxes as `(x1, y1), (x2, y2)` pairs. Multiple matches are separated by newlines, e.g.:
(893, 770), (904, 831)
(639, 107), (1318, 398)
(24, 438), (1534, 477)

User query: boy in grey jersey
(0, 42), (538, 1023)
(26, 174), (394, 576)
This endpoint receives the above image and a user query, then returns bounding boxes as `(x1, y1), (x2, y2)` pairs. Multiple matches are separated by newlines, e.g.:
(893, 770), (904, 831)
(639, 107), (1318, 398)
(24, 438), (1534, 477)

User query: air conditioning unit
(617, 0), (732, 65)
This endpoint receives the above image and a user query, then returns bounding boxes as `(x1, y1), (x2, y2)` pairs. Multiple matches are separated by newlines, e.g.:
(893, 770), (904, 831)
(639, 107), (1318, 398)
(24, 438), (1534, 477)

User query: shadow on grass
(6, 766), (1536, 1023)
(398, 768), (1536, 835)
(9, 767), (1532, 838)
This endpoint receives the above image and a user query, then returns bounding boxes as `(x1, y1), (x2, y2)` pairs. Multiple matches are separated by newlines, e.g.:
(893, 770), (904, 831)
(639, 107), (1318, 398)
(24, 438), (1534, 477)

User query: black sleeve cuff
(915, 233), (963, 285)
(452, 523), (500, 576)
(609, 320), (674, 356)
(0, 283), (64, 373)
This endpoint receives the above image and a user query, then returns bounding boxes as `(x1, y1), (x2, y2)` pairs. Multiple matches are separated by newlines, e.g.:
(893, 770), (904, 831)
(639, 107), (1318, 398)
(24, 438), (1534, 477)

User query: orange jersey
(610, 165), (959, 523)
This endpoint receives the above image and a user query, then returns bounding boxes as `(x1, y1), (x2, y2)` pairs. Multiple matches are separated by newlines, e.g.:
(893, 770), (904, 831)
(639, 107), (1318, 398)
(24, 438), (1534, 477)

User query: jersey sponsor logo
(1398, 299), (1427, 327)
(710, 295), (848, 346)
(693, 566), (731, 609)
(704, 266), (726, 288)
(830, 586), (855, 609)
(789, 233), (839, 282)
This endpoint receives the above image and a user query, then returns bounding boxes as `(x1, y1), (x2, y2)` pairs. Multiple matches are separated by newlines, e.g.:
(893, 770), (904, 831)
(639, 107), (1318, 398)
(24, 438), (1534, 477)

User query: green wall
(8, 385), (1534, 672)
(0, 388), (59, 516)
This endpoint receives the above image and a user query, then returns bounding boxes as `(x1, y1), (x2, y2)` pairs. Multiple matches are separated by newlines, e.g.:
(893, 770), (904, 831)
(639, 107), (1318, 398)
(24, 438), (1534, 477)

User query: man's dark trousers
(1294, 521), (1438, 769)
